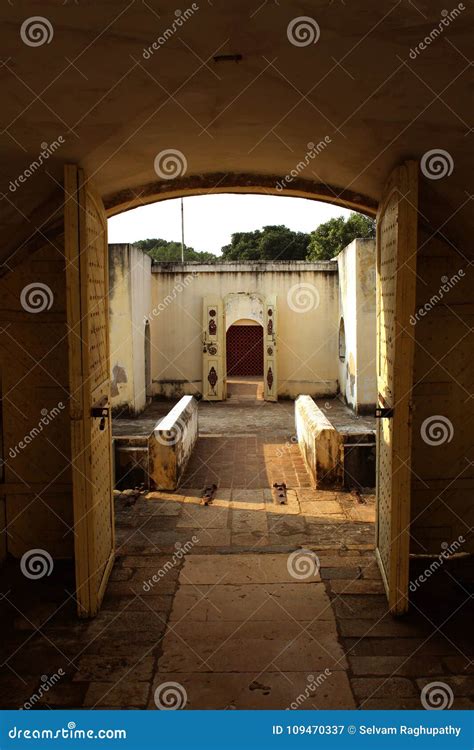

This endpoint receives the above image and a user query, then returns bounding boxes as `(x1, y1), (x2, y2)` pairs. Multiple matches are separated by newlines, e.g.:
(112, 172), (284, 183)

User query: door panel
(202, 297), (225, 400)
(64, 165), (114, 618)
(264, 296), (277, 401)
(375, 161), (418, 615)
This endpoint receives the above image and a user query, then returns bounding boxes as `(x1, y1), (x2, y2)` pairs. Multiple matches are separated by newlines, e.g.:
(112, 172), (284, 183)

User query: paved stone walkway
(0, 400), (472, 710)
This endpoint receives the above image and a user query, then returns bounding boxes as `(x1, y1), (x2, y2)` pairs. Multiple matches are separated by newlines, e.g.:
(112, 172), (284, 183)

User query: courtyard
(0, 396), (471, 710)
(0, 0), (472, 731)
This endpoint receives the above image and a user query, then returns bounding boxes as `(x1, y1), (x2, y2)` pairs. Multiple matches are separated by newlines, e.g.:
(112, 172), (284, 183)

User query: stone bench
(295, 395), (343, 489)
(149, 395), (198, 490)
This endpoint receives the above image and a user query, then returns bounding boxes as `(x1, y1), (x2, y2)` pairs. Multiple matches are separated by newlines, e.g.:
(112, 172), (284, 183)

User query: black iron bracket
(91, 399), (110, 431)
(375, 407), (394, 419)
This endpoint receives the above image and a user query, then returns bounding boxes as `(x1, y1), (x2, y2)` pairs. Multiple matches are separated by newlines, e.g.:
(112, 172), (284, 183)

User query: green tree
(259, 225), (310, 261)
(220, 230), (262, 261)
(221, 225), (310, 262)
(307, 213), (376, 261)
(134, 238), (216, 263)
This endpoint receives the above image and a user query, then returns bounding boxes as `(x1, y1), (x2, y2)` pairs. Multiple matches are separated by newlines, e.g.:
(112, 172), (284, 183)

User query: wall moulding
(104, 172), (378, 218)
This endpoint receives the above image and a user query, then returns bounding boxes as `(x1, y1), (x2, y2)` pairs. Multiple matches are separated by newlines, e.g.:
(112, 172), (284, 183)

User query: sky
(107, 194), (351, 256)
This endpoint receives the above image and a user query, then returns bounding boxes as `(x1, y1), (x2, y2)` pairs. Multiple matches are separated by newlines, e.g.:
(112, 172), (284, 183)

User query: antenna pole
(180, 197), (185, 263)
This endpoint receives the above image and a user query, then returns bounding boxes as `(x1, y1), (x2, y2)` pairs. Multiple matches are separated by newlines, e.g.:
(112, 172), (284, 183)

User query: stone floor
(0, 398), (472, 710)
(226, 376), (264, 402)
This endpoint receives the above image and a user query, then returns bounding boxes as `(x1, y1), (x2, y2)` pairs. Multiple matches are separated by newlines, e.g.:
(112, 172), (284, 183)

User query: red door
(226, 325), (263, 376)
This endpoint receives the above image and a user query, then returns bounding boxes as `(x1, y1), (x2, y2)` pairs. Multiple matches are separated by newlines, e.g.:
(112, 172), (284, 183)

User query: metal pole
(180, 197), (185, 263)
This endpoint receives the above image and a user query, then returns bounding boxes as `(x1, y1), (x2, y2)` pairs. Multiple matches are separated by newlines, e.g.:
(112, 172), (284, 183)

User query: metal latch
(91, 398), (109, 431)
(272, 482), (287, 505)
(202, 484), (217, 505)
(375, 406), (394, 419)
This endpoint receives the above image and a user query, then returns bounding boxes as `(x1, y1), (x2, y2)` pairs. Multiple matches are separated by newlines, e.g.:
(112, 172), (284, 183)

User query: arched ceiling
(1, 0), (472, 265)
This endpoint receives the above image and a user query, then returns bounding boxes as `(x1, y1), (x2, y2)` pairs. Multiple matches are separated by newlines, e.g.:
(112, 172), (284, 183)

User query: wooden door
(64, 165), (115, 618)
(375, 161), (418, 615)
(264, 295), (278, 401)
(202, 297), (226, 400)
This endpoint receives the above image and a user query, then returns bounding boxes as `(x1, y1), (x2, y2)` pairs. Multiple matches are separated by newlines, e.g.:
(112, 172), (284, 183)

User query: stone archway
(224, 291), (264, 330)
(224, 292), (265, 400)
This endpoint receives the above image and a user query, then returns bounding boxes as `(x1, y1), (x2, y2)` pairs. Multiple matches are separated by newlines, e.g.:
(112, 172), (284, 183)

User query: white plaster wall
(130, 246), (152, 414)
(355, 240), (377, 409)
(337, 242), (358, 409)
(109, 244), (134, 411)
(109, 244), (151, 414)
(225, 292), (263, 329)
(336, 239), (376, 412)
(150, 262), (339, 399)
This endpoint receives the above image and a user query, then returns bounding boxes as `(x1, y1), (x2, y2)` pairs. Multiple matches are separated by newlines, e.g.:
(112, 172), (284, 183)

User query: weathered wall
(109, 244), (151, 415)
(130, 247), (152, 412)
(337, 243), (357, 408)
(225, 292), (263, 329)
(356, 242), (377, 409)
(337, 239), (377, 412)
(149, 262), (340, 399)
(409, 184), (474, 555)
(0, 242), (73, 560)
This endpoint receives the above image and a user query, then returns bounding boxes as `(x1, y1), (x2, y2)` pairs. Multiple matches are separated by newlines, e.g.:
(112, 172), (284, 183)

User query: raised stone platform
(113, 397), (198, 491)
(296, 397), (376, 490)
(149, 396), (198, 490)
